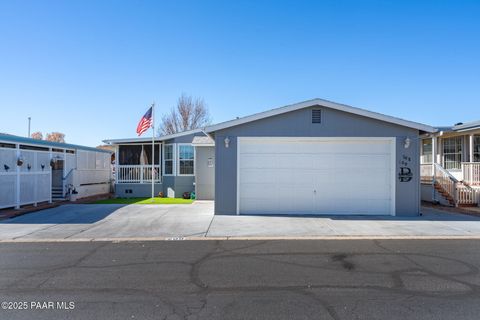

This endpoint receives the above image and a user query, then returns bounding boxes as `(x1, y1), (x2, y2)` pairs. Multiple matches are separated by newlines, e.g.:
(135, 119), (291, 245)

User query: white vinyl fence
(1, 142), (112, 209)
(71, 150), (112, 198)
(0, 147), (51, 209)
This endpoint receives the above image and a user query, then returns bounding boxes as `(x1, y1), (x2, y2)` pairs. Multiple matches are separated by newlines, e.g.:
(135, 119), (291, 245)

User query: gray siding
(114, 132), (200, 198)
(115, 183), (163, 198)
(214, 106), (421, 216)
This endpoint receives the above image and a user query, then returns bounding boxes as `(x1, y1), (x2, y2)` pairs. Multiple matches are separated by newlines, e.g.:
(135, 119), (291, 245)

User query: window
(163, 144), (174, 175)
(421, 139), (432, 164)
(178, 145), (194, 175)
(443, 137), (462, 170)
(143, 144), (160, 165)
(118, 145), (142, 165)
(475, 136), (480, 162)
(312, 109), (322, 123)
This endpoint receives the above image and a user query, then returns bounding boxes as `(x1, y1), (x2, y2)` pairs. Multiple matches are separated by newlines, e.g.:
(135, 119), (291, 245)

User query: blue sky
(0, 0), (479, 146)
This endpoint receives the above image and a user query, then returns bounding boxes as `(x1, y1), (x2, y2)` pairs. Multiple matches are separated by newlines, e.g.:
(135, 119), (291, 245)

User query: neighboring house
(0, 133), (113, 209)
(420, 121), (480, 207)
(103, 129), (215, 200)
(105, 98), (438, 216)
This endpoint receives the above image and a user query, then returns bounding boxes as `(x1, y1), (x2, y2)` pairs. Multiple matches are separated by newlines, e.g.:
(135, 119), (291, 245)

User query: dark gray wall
(115, 183), (163, 198)
(214, 106), (420, 216)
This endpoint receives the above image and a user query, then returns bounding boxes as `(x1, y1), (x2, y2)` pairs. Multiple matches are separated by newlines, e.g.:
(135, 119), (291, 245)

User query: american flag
(136, 106), (153, 136)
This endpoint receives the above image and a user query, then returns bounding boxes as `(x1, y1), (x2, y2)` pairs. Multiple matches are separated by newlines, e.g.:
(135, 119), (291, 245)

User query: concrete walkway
(1, 201), (480, 241)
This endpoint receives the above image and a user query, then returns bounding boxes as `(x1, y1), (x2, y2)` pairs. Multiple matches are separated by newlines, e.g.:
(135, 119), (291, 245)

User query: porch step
(433, 183), (456, 206)
(52, 187), (64, 201)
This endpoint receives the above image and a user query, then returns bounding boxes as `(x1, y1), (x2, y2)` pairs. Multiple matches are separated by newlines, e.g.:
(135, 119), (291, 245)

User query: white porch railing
(432, 163), (478, 206)
(462, 162), (480, 186)
(117, 165), (161, 183)
(457, 187), (479, 206)
(433, 163), (457, 204)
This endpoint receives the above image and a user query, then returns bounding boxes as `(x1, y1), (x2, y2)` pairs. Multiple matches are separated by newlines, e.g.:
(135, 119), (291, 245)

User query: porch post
(15, 144), (20, 209)
(140, 145), (144, 183)
(437, 137), (442, 165)
(432, 136), (437, 201)
(470, 134), (474, 162)
(470, 134), (474, 184)
(115, 145), (119, 184)
(49, 148), (52, 204)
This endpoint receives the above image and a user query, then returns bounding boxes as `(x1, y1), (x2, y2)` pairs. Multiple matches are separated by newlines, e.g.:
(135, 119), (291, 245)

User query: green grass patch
(94, 197), (194, 205)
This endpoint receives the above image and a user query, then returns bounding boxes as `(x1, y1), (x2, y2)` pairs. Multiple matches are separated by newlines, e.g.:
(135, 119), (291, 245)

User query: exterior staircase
(51, 186), (65, 201)
(433, 181), (456, 206)
(432, 163), (478, 207)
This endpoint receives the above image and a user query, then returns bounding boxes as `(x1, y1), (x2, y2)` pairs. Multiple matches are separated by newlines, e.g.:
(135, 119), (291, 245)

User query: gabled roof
(192, 135), (215, 146)
(452, 120), (480, 132)
(0, 133), (112, 154)
(205, 98), (436, 133)
(432, 120), (480, 134)
(103, 128), (204, 145)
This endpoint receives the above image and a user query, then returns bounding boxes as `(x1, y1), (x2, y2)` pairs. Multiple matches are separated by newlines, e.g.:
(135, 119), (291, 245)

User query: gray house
(105, 98), (436, 216)
(104, 129), (215, 200)
(206, 99), (435, 216)
(420, 121), (480, 207)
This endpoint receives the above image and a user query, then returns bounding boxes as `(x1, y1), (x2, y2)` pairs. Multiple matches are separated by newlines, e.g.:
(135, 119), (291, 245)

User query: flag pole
(151, 102), (155, 202)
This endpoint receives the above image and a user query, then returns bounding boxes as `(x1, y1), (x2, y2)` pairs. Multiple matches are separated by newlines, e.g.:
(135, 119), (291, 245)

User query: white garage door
(237, 137), (395, 216)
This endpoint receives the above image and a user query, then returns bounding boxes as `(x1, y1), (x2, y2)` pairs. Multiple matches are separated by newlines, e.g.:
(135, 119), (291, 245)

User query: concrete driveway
(2, 201), (480, 241)
(0, 202), (214, 241)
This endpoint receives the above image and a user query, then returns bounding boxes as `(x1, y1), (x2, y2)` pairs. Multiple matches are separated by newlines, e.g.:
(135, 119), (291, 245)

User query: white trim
(236, 136), (396, 216)
(103, 129), (203, 144)
(177, 143), (195, 176)
(193, 144), (215, 147)
(0, 139), (76, 153)
(162, 143), (175, 176)
(390, 137), (396, 216)
(236, 137), (240, 215)
(205, 98), (436, 133)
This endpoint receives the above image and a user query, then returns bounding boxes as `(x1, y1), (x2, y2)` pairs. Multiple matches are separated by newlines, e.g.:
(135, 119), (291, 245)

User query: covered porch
(115, 143), (162, 184)
(421, 127), (480, 186)
(420, 121), (480, 207)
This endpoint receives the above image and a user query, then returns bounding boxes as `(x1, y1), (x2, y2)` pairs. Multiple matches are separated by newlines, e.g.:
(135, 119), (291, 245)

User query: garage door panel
(238, 138), (394, 216)
(240, 154), (276, 169)
(317, 200), (390, 214)
(240, 184), (279, 199)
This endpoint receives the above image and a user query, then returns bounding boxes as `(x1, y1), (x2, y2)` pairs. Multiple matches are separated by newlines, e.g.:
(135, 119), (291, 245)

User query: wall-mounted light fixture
(4, 164), (10, 172)
(50, 155), (61, 167)
(404, 137), (411, 149)
(41, 164), (45, 171)
(224, 137), (230, 148)
(17, 156), (24, 166)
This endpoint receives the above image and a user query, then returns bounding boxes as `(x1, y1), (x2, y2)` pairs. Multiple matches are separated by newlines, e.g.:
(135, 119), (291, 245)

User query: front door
(51, 159), (64, 188)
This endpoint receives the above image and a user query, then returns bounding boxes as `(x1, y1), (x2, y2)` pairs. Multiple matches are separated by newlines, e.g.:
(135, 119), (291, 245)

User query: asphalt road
(1, 239), (480, 320)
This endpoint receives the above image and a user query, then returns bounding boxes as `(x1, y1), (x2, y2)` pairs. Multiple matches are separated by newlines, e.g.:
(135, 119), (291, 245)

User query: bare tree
(31, 132), (43, 140)
(158, 94), (211, 135)
(45, 132), (66, 143)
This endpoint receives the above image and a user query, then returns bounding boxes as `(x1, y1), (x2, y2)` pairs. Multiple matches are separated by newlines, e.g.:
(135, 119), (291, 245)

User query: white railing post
(454, 183), (458, 207)
(33, 152), (38, 207)
(15, 144), (20, 209)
